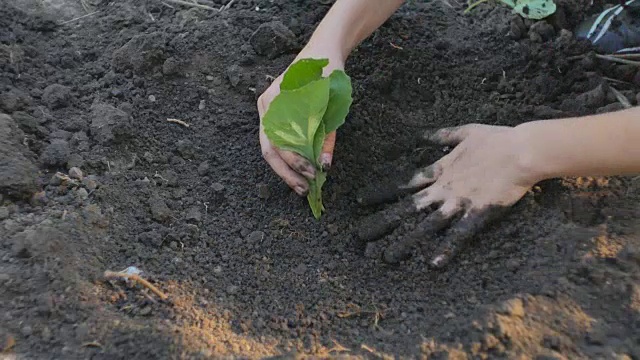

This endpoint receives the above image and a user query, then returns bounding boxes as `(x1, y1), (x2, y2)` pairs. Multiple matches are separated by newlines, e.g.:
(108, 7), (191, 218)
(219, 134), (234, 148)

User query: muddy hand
(257, 74), (337, 197)
(357, 124), (541, 268)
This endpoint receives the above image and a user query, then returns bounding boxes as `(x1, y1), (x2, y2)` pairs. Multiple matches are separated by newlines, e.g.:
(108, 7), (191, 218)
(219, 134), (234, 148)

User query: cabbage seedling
(262, 58), (353, 219)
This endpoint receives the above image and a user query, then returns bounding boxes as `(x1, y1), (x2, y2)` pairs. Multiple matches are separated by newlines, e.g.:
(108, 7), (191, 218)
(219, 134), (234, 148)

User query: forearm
(296, 0), (405, 64)
(518, 106), (640, 180)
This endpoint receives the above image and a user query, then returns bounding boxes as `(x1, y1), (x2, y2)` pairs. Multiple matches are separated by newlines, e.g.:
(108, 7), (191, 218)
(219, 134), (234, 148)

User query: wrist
(514, 120), (572, 183)
(513, 121), (559, 184)
(295, 43), (345, 72)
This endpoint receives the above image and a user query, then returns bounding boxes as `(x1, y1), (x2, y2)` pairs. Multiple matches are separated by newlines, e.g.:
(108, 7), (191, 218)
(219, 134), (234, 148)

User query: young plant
(262, 58), (353, 219)
(465, 0), (556, 19)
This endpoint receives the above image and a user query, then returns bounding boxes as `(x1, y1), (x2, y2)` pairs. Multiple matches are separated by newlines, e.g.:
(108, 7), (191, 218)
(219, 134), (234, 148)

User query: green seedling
(262, 59), (353, 219)
(262, 58), (353, 219)
(465, 0), (556, 19)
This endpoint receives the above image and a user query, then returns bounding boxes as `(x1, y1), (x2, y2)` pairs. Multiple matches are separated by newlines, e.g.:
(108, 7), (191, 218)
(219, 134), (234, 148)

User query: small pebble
(76, 188), (89, 201)
(211, 182), (225, 192)
(68, 167), (83, 180)
(139, 306), (152, 316)
(198, 161), (210, 176)
(198, 100), (205, 110)
(246, 231), (264, 243)
(293, 263), (307, 275)
(21, 325), (33, 337)
(506, 258), (522, 271)
(50, 172), (66, 186)
(226, 285), (239, 294)
(498, 298), (525, 318)
(82, 178), (98, 191)
(148, 95), (156, 102)
(213, 265), (222, 273)
(257, 184), (270, 199)
(206, 75), (214, 81)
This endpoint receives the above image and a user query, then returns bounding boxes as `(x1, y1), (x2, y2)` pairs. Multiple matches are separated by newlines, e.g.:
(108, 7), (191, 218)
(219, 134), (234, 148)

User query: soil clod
(249, 21), (297, 59)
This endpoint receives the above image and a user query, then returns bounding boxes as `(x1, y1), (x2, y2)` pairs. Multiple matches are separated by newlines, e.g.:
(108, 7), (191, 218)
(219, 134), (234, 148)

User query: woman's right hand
(257, 56), (344, 196)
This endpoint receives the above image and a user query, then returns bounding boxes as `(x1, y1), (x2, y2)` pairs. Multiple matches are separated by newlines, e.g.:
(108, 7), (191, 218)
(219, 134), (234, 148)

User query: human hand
(257, 59), (344, 196)
(357, 124), (543, 268)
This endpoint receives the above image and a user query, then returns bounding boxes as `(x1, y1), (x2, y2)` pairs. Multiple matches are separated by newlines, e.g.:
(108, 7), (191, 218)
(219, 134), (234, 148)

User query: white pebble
(148, 95), (156, 102)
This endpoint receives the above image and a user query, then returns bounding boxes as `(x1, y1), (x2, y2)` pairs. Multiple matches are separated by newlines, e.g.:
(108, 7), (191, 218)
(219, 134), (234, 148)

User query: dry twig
(609, 86), (632, 109)
(220, 0), (235, 11)
(602, 76), (633, 86)
(361, 344), (393, 359)
(157, 0), (217, 11)
(328, 339), (350, 353)
(104, 270), (168, 300)
(167, 118), (190, 128)
(596, 54), (640, 67)
(59, 11), (100, 25)
(608, 53), (640, 59)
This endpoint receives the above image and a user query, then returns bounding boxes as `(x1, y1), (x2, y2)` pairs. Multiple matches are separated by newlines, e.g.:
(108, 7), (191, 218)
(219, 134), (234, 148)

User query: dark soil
(2, 0), (640, 358)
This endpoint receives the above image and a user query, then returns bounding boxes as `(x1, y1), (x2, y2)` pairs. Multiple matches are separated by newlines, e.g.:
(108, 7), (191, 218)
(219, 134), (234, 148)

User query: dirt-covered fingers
(429, 205), (508, 269)
(423, 124), (480, 146)
(405, 163), (443, 189)
(357, 197), (420, 242)
(277, 149), (316, 179)
(382, 199), (462, 264)
(260, 132), (309, 196)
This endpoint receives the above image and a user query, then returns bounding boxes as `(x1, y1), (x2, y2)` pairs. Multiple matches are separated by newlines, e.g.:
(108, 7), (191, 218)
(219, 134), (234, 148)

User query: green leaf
(280, 58), (329, 91)
(512, 0), (556, 19)
(312, 122), (327, 168)
(307, 171), (327, 219)
(263, 77), (331, 162)
(323, 70), (353, 134)
(262, 58), (353, 219)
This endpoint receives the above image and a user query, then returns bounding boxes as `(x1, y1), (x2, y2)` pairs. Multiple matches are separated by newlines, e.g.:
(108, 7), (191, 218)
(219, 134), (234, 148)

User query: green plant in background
(465, 0), (556, 19)
(262, 58), (353, 219)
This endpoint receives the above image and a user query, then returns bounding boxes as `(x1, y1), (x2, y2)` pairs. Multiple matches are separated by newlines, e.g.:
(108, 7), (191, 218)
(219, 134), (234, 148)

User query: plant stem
(464, 0), (490, 13)
(307, 171), (327, 219)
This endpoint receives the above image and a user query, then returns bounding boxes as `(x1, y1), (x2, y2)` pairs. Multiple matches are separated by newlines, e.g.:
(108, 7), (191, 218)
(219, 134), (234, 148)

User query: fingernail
(301, 168), (315, 180)
(294, 186), (308, 196)
(320, 153), (332, 171)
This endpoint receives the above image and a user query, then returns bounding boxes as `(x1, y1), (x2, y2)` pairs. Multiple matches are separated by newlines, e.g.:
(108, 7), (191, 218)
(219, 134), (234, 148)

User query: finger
(277, 149), (316, 180)
(383, 199), (462, 264)
(429, 205), (508, 269)
(405, 163), (443, 189)
(423, 124), (476, 146)
(356, 179), (416, 207)
(356, 169), (420, 207)
(413, 187), (441, 211)
(320, 131), (336, 171)
(260, 132), (309, 196)
(357, 197), (419, 242)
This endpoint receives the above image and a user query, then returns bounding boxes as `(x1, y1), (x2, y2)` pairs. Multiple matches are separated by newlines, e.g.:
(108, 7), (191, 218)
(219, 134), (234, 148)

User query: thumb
(320, 131), (336, 171)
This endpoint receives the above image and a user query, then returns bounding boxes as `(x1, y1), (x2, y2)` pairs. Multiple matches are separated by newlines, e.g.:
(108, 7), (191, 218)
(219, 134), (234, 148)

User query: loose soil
(1, 0), (640, 359)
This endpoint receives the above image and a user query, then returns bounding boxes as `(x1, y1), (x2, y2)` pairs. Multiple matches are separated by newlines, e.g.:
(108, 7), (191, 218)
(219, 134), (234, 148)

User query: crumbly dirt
(1, 0), (640, 359)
